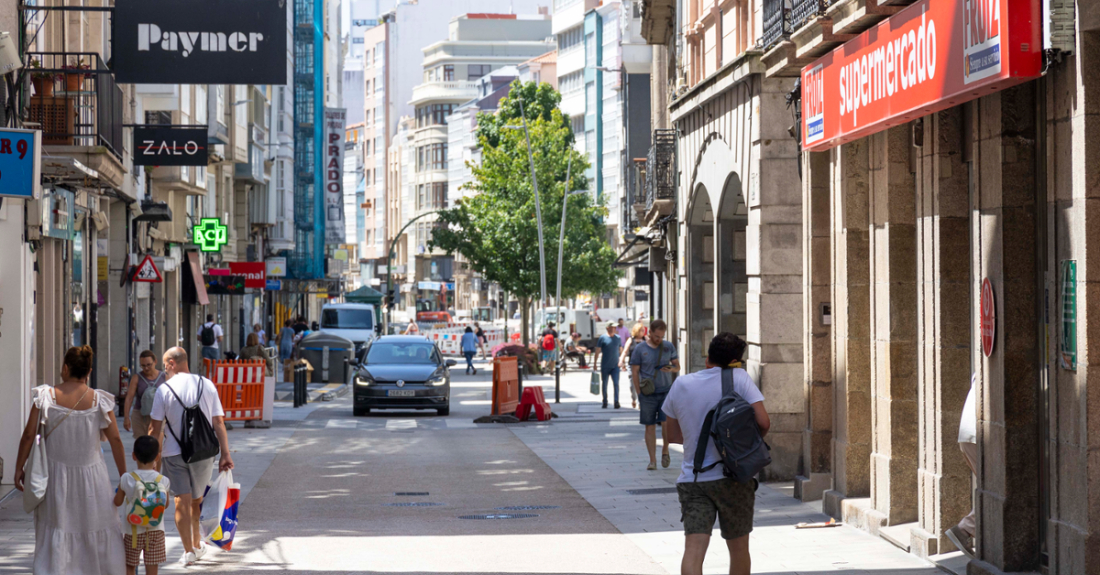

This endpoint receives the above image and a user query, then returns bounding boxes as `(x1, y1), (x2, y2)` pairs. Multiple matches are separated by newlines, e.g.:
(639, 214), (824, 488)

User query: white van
(320, 303), (378, 351)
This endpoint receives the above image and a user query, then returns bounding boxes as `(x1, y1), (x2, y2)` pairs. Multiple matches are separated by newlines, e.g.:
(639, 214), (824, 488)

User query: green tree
(429, 80), (622, 344)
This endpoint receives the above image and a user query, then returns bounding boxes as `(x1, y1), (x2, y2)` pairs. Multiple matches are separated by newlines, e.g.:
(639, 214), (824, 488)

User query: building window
(560, 70), (583, 94)
(416, 182), (447, 210)
(415, 103), (455, 128)
(557, 26), (583, 53)
(416, 143), (448, 172)
(570, 115), (584, 136)
(467, 64), (491, 80)
(444, 65), (454, 81)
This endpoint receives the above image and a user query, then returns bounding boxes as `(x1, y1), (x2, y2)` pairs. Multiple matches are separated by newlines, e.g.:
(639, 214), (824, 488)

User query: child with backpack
(114, 435), (170, 575)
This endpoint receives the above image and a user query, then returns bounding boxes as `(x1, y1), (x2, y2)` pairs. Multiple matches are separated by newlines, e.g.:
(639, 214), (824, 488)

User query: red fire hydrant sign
(981, 278), (995, 357)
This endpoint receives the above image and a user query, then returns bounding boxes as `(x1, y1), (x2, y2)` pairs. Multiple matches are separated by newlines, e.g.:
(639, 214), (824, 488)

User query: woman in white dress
(14, 345), (127, 574)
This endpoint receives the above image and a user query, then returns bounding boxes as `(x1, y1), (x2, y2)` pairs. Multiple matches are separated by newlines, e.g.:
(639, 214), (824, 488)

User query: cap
(606, 321), (617, 329)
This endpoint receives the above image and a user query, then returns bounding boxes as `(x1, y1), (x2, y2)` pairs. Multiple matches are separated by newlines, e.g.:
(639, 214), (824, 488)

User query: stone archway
(715, 173), (748, 342)
(685, 183), (713, 374)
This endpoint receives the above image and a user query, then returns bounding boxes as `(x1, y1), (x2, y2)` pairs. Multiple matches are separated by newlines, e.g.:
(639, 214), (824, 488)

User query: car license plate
(387, 390), (416, 397)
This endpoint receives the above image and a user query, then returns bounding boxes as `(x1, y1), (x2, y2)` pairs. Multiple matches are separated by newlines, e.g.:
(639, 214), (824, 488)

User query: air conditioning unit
(1048, 0), (1076, 52)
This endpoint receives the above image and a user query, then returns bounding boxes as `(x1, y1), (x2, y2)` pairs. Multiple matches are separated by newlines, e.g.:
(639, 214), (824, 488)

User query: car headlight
(428, 375), (446, 386)
(355, 372), (375, 386)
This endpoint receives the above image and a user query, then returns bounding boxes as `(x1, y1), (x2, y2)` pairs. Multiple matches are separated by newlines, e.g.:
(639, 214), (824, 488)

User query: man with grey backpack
(662, 333), (771, 575)
(150, 346), (234, 567)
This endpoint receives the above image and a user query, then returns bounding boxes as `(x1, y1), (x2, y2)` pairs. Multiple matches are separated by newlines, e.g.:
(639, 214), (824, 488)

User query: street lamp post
(505, 97), (548, 344)
(384, 210), (442, 334)
(553, 161), (586, 403)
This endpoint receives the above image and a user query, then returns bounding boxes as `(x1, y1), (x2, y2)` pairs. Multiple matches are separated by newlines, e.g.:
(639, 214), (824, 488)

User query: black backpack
(693, 368), (771, 483)
(164, 375), (220, 463)
(200, 323), (217, 346)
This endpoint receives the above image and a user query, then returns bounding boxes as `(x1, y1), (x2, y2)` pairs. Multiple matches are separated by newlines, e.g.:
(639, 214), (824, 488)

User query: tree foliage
(429, 80), (622, 311)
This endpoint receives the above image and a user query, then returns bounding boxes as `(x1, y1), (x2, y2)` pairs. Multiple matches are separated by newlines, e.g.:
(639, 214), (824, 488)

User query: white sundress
(31, 385), (125, 575)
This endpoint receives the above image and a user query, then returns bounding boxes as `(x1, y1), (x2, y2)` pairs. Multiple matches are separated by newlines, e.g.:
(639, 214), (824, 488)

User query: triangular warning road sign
(133, 255), (163, 283)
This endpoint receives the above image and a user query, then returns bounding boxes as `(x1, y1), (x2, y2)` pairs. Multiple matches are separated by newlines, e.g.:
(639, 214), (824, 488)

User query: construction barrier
(515, 386), (552, 422)
(203, 359), (266, 422)
(422, 325), (506, 356)
(491, 356), (521, 415)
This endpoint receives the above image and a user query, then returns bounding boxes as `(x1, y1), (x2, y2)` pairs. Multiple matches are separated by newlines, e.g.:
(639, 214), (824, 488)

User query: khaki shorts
(162, 455), (215, 500)
(677, 477), (756, 540)
(129, 409), (153, 439)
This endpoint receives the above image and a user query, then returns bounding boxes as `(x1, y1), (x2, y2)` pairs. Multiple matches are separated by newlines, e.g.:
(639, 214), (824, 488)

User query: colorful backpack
(125, 472), (168, 545)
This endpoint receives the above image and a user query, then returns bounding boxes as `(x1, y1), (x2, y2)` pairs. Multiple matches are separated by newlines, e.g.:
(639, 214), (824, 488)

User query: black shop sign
(133, 126), (208, 166)
(112, 0), (287, 85)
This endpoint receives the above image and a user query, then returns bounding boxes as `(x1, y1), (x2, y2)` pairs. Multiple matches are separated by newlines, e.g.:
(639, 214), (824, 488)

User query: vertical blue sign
(0, 129), (41, 199)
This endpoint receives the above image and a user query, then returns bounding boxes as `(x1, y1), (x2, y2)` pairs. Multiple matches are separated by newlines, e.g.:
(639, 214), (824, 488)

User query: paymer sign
(113, 0), (287, 85)
(801, 0), (1039, 152)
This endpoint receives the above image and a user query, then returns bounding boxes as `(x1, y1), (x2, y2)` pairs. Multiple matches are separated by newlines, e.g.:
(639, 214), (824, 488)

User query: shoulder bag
(637, 343), (665, 396)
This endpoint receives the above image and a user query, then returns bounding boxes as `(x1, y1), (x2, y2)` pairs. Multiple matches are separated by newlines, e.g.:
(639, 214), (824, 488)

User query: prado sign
(113, 0), (287, 85)
(802, 0), (1041, 152)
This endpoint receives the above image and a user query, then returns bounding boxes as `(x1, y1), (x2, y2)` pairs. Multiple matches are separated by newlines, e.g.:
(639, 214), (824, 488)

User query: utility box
(298, 332), (354, 384)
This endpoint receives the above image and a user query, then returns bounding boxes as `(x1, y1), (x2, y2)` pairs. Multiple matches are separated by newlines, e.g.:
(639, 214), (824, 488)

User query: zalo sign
(0, 128), (41, 200)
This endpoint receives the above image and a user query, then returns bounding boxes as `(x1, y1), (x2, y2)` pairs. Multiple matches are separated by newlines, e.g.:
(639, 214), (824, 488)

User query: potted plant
(28, 60), (56, 98)
(62, 59), (90, 92)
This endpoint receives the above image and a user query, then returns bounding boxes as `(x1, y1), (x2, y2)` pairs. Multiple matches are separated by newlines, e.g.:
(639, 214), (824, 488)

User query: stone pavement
(511, 368), (945, 575)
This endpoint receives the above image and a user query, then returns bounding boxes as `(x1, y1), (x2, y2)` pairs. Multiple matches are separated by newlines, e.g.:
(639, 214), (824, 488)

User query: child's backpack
(125, 472), (168, 545)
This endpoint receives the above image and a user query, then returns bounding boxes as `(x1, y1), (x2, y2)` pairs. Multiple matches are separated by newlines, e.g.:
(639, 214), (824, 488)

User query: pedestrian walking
(150, 347), (234, 567)
(404, 319), (420, 335)
(540, 322), (559, 371)
(630, 319), (679, 470)
(592, 321), (622, 408)
(616, 318), (630, 346)
(461, 326), (479, 375)
(252, 323), (267, 346)
(278, 319), (296, 362)
(14, 345), (127, 575)
(619, 322), (647, 409)
(196, 314), (224, 362)
(662, 333), (769, 575)
(945, 373), (979, 559)
(292, 316), (309, 334)
(123, 350), (166, 439)
(113, 436), (170, 575)
(238, 333), (266, 361)
(474, 322), (488, 359)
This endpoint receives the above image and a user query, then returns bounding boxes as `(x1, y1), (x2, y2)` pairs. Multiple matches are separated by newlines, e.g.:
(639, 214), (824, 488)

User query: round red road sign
(981, 278), (996, 357)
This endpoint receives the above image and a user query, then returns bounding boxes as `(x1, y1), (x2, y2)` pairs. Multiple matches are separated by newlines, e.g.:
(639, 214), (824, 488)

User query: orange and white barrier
(422, 325), (506, 356)
(203, 359), (266, 422)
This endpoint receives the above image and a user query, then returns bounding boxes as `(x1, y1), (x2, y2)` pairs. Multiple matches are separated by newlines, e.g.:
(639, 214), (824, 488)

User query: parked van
(320, 303), (378, 351)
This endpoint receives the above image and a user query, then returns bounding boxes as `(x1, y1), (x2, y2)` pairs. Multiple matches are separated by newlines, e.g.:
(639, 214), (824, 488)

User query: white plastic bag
(199, 470), (241, 550)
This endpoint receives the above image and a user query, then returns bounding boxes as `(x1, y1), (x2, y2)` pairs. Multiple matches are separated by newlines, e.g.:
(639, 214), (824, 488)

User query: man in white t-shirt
(150, 347), (234, 567)
(196, 314), (224, 362)
(945, 373), (978, 559)
(662, 333), (770, 575)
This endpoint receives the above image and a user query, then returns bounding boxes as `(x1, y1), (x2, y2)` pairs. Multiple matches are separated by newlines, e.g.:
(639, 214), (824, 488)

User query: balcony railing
(410, 81), (478, 105)
(790, 0), (827, 33)
(623, 157), (646, 233)
(646, 129), (676, 211)
(762, 0), (791, 51)
(26, 53), (123, 158)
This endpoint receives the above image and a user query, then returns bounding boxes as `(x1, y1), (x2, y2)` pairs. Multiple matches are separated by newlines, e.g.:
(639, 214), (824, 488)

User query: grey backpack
(692, 368), (771, 483)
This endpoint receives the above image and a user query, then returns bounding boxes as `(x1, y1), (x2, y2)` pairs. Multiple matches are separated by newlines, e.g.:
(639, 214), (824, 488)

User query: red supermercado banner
(802, 0), (1040, 152)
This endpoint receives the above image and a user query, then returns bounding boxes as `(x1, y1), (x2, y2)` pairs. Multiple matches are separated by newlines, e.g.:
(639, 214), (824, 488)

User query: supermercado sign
(802, 0), (1041, 152)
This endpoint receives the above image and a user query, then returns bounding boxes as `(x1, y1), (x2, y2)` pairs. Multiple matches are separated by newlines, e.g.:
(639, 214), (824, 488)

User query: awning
(182, 252), (210, 306)
(345, 284), (384, 305)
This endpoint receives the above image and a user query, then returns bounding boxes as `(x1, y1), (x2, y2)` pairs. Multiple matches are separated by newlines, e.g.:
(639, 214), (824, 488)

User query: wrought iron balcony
(762, 0), (792, 51)
(645, 129), (676, 213)
(790, 0), (827, 32)
(26, 53), (123, 159)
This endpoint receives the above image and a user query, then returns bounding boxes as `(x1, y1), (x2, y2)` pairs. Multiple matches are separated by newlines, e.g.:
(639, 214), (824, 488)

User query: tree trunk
(520, 295), (530, 347)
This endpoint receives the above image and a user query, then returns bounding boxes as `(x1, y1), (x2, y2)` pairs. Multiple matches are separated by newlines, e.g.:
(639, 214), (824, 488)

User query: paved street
(1, 358), (943, 574)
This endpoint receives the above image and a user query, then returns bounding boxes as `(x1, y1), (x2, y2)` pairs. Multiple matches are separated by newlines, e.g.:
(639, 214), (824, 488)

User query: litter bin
(298, 332), (354, 384)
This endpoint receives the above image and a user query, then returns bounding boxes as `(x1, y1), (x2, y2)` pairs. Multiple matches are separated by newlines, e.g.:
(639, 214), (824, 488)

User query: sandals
(662, 453), (671, 468)
(646, 462), (657, 471)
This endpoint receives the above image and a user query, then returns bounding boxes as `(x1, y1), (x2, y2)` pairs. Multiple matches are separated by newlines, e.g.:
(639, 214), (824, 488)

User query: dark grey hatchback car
(352, 335), (456, 416)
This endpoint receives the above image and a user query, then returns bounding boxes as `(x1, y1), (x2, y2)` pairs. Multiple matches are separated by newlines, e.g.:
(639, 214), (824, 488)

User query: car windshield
(366, 342), (437, 364)
(322, 308), (373, 330)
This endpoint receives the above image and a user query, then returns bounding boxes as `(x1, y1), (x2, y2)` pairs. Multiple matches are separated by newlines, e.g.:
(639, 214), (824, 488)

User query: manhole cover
(496, 505), (560, 510)
(625, 487), (679, 495)
(384, 502), (445, 507)
(459, 513), (539, 520)
(395, 492), (429, 496)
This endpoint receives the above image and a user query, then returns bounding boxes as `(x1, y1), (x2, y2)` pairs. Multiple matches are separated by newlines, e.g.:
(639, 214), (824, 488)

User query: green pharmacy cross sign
(193, 218), (228, 252)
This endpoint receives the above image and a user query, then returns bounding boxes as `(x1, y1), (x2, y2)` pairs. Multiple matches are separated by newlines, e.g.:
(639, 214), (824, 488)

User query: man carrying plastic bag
(199, 470), (240, 551)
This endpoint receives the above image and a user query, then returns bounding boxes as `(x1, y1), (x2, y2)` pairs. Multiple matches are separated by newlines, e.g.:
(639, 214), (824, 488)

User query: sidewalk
(510, 368), (944, 575)
(0, 401), (326, 573)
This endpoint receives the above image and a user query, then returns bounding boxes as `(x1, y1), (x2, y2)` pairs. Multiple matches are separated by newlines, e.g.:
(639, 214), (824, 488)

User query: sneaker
(602, 401), (608, 409)
(178, 551), (197, 567)
(194, 542), (209, 561)
(614, 402), (621, 409)
(945, 525), (975, 560)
